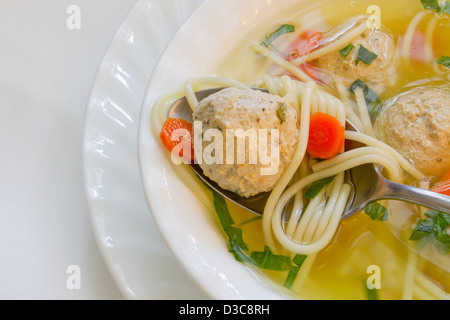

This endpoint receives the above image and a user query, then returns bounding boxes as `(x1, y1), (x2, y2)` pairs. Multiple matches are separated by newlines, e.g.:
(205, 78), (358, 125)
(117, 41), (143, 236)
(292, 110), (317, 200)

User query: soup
(152, 0), (449, 300)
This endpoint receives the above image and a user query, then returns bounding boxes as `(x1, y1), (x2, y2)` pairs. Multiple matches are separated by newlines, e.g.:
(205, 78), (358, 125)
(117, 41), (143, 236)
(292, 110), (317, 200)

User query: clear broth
(216, 0), (449, 300)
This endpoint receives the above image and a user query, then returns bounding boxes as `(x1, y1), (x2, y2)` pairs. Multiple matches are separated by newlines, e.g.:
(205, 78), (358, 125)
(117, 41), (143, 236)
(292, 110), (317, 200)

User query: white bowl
(138, 0), (303, 299)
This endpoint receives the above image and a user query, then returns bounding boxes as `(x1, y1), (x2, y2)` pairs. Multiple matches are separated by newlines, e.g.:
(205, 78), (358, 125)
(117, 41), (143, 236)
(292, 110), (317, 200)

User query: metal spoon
(343, 122), (450, 219)
(168, 87), (450, 218)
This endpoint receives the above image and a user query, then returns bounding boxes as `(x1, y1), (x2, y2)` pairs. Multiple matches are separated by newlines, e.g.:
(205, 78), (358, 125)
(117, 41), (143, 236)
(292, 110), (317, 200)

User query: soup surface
(211, 0), (450, 300)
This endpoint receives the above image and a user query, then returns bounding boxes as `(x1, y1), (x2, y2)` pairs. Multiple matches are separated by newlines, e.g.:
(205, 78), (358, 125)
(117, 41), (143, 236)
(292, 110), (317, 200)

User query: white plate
(82, 0), (209, 299)
(139, 0), (301, 299)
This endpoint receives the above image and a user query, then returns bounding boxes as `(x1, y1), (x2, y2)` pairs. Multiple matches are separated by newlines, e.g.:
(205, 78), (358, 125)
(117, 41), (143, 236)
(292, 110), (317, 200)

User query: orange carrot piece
(307, 112), (345, 160)
(432, 170), (450, 196)
(160, 118), (194, 163)
(398, 31), (427, 63)
(286, 30), (323, 59)
(284, 30), (324, 81)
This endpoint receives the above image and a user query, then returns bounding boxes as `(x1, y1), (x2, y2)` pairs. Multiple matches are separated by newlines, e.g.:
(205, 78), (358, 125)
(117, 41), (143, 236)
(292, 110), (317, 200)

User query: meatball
(193, 87), (299, 198)
(317, 28), (397, 94)
(375, 85), (450, 177)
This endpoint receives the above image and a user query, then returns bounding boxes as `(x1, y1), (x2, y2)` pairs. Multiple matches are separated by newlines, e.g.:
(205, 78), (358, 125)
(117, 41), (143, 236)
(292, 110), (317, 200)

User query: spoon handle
(379, 179), (450, 214)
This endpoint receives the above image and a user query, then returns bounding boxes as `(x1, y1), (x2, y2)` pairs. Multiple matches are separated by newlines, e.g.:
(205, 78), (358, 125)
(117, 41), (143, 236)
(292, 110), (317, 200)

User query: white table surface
(0, 0), (146, 299)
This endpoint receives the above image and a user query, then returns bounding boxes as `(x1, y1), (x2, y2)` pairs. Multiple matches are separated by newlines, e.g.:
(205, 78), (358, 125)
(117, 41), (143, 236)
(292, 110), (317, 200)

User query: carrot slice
(307, 112), (345, 160)
(286, 30), (323, 59)
(160, 118), (194, 163)
(284, 30), (324, 81)
(432, 170), (450, 196)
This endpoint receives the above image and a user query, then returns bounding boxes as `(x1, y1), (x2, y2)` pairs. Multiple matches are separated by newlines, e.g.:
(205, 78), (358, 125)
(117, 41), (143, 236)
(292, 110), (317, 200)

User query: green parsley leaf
(409, 219), (435, 240)
(339, 44), (355, 57)
(304, 175), (337, 199)
(210, 188), (249, 261)
(207, 177), (311, 285)
(350, 79), (369, 96)
(437, 56), (450, 68)
(430, 210), (450, 233)
(439, 210), (450, 224)
(262, 24), (296, 48)
(251, 246), (292, 271)
(365, 281), (380, 300)
(227, 227), (248, 255)
(284, 266), (301, 289)
(212, 190), (234, 229)
(364, 202), (388, 221)
(442, 1), (450, 14)
(277, 103), (288, 123)
(349, 79), (382, 121)
(292, 254), (307, 267)
(357, 46), (378, 65)
(421, 0), (440, 10)
(284, 254), (308, 289)
(237, 216), (262, 228)
(409, 210), (450, 254)
(435, 232), (450, 253)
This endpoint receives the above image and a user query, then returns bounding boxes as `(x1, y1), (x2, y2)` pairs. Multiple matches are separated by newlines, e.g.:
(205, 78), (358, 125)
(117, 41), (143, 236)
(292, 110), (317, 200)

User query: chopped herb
(284, 255), (307, 289)
(365, 281), (380, 300)
(305, 175), (337, 199)
(211, 190), (249, 261)
(420, 0), (440, 10)
(437, 56), (450, 68)
(364, 202), (388, 221)
(277, 103), (288, 123)
(349, 79), (382, 121)
(366, 288), (380, 300)
(410, 219), (435, 239)
(350, 79), (369, 96)
(339, 43), (355, 57)
(435, 232), (450, 253)
(262, 24), (296, 48)
(226, 227), (249, 261)
(292, 254), (307, 267)
(207, 181), (309, 291)
(284, 266), (301, 289)
(212, 190), (234, 229)
(357, 46), (378, 65)
(251, 246), (292, 271)
(442, 2), (450, 14)
(409, 210), (450, 253)
(420, 0), (450, 13)
(237, 216), (262, 228)
(355, 59), (360, 66)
